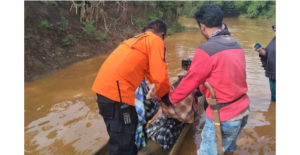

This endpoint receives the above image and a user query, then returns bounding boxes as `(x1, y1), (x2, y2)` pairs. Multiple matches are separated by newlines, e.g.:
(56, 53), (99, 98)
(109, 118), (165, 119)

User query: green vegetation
(51, 1), (58, 7)
(61, 37), (71, 47)
(56, 17), (69, 30)
(37, 1), (275, 51)
(132, 1), (186, 35)
(39, 20), (49, 29)
(38, 1), (275, 49)
(123, 27), (133, 38)
(133, 18), (147, 29)
(153, 2), (186, 35)
(69, 1), (186, 37)
(177, 1), (276, 19)
(82, 20), (107, 41)
(148, 9), (164, 20)
(234, 1), (276, 18)
(167, 21), (185, 36)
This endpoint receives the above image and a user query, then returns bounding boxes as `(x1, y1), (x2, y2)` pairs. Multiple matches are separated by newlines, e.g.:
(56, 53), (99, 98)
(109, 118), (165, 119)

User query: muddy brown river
(25, 17), (276, 155)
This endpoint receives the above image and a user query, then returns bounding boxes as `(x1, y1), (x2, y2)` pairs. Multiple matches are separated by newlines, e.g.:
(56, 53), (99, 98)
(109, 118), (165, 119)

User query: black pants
(96, 94), (138, 155)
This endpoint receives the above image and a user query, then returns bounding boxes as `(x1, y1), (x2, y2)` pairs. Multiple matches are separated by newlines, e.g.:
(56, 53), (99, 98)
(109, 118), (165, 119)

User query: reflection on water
(235, 101), (276, 155)
(25, 17), (276, 154)
(25, 54), (111, 154)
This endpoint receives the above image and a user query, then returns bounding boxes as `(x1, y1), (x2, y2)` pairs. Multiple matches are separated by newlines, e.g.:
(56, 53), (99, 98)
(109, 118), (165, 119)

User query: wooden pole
(204, 82), (223, 155)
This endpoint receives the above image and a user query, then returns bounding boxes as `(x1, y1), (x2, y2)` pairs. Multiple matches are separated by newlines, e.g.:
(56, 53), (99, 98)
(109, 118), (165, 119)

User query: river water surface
(25, 17), (276, 155)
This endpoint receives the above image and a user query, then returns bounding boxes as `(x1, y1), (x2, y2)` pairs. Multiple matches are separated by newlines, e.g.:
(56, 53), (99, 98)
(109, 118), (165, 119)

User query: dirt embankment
(25, 1), (147, 83)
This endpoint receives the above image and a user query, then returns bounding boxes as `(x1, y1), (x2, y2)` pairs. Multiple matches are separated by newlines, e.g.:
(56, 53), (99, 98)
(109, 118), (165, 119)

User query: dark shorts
(97, 94), (138, 155)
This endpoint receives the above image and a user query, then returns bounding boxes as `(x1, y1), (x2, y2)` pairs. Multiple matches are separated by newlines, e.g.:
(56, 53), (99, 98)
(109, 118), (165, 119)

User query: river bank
(25, 1), (184, 83)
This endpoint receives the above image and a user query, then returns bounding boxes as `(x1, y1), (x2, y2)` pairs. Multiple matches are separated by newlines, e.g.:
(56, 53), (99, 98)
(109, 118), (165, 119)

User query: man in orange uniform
(92, 19), (171, 155)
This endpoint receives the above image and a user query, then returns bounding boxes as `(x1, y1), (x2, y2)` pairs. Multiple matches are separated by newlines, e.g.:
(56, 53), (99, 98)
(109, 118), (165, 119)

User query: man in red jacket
(161, 4), (250, 155)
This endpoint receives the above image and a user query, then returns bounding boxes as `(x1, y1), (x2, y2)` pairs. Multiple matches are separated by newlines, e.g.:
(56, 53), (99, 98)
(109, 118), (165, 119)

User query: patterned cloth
(134, 79), (159, 150)
(146, 115), (184, 150)
(153, 91), (198, 123)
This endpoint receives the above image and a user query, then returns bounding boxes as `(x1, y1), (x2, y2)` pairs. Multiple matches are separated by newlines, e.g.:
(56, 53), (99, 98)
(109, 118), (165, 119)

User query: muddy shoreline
(25, 1), (152, 83)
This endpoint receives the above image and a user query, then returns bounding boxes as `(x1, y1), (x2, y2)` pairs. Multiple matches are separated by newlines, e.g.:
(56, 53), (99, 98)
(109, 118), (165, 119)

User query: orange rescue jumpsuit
(92, 31), (170, 106)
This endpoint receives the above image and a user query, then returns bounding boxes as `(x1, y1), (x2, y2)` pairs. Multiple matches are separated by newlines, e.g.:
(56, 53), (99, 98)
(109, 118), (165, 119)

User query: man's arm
(252, 44), (269, 70)
(145, 70), (154, 84)
(253, 44), (266, 56)
(148, 38), (170, 99)
(162, 49), (212, 105)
